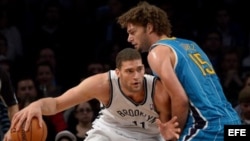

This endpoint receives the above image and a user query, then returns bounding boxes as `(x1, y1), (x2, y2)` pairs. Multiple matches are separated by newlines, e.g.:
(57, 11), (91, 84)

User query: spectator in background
(0, 8), (23, 62)
(211, 6), (246, 51)
(15, 76), (40, 109)
(200, 29), (223, 73)
(37, 47), (57, 73)
(55, 130), (77, 141)
(31, 0), (67, 55)
(35, 47), (63, 88)
(35, 61), (63, 98)
(67, 100), (99, 141)
(235, 86), (250, 124)
(85, 61), (105, 76)
(219, 49), (244, 107)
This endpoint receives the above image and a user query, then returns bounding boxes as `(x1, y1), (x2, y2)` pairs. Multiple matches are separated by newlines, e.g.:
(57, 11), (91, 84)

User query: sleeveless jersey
(93, 70), (161, 138)
(150, 38), (241, 140)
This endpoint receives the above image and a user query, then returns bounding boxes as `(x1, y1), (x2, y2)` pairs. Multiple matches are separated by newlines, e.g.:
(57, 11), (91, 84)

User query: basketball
(11, 117), (47, 141)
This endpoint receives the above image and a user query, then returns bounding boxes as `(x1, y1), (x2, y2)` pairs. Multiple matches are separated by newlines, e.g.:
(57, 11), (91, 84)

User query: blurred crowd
(0, 0), (250, 141)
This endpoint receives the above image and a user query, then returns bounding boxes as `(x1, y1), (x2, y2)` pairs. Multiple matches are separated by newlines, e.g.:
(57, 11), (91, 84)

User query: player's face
(116, 59), (145, 93)
(127, 23), (151, 52)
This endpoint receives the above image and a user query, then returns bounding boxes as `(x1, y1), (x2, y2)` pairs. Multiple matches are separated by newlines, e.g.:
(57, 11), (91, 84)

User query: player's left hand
(156, 116), (181, 141)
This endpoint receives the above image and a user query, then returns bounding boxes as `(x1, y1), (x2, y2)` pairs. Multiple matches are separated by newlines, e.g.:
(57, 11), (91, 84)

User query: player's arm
(154, 79), (171, 122)
(154, 79), (180, 141)
(11, 72), (109, 131)
(148, 45), (189, 132)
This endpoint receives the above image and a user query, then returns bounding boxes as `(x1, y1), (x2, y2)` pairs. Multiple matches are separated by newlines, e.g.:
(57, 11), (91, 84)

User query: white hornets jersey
(93, 70), (161, 139)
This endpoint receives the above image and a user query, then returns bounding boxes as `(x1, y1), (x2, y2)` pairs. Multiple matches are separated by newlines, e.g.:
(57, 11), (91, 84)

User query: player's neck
(150, 34), (168, 44)
(159, 35), (169, 40)
(126, 91), (145, 103)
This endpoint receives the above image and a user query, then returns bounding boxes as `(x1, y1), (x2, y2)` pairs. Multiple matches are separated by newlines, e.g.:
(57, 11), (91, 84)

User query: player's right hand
(156, 116), (181, 140)
(10, 101), (43, 132)
(3, 129), (11, 141)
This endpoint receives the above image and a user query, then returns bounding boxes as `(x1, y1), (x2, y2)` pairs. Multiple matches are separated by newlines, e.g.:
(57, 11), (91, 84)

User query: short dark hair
(116, 48), (141, 69)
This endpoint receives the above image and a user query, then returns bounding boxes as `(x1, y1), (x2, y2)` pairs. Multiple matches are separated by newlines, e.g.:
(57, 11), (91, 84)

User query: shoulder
(149, 44), (172, 56)
(148, 45), (172, 66)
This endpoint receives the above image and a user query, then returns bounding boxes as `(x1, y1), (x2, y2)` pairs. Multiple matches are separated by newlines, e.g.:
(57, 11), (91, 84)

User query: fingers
(156, 119), (164, 129)
(175, 133), (180, 140)
(11, 112), (23, 131)
(174, 120), (179, 127)
(38, 115), (44, 128)
(175, 127), (181, 134)
(11, 110), (29, 131)
(3, 130), (11, 141)
(157, 116), (181, 141)
(24, 115), (32, 131)
(170, 116), (178, 123)
(156, 119), (161, 125)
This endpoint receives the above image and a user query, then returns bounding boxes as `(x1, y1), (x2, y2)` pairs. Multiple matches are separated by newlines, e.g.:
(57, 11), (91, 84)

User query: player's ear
(146, 23), (153, 34)
(115, 68), (120, 77)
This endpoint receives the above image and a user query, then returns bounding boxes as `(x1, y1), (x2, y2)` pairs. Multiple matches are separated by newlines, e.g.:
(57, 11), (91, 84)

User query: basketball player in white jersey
(10, 48), (180, 141)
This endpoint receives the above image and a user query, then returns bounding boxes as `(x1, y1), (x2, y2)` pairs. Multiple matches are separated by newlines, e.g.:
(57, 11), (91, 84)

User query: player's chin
(136, 47), (143, 53)
(132, 86), (141, 91)
(132, 44), (138, 49)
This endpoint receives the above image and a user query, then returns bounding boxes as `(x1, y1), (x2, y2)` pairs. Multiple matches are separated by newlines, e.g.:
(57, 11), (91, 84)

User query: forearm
(35, 97), (58, 115)
(7, 104), (19, 121)
(171, 97), (189, 131)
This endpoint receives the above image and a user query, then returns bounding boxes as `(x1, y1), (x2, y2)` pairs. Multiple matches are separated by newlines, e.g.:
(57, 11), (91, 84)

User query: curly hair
(117, 1), (172, 36)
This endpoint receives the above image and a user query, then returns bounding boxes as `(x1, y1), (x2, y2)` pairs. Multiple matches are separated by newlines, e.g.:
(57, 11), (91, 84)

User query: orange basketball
(11, 117), (47, 141)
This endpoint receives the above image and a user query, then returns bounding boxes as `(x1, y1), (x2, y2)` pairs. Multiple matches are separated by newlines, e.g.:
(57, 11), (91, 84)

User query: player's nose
(127, 35), (133, 42)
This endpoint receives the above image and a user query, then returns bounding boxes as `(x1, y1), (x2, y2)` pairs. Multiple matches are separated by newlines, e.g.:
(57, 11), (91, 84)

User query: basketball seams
(41, 121), (45, 141)
(11, 118), (48, 141)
